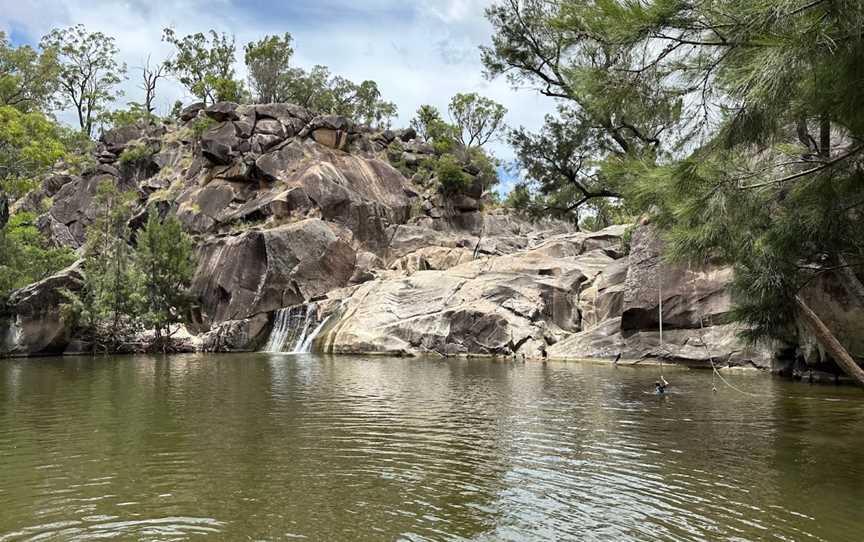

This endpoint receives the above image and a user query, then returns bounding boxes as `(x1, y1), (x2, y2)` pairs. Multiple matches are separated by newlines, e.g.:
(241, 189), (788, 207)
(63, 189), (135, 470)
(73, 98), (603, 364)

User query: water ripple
(1, 354), (861, 541)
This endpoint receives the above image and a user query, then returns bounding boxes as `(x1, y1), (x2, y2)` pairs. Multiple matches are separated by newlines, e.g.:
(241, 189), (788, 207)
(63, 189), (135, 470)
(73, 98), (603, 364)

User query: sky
(1, 0), (558, 194)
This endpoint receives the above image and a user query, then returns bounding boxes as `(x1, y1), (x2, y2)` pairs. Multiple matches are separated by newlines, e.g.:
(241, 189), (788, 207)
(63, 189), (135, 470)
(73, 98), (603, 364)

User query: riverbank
(2, 101), (857, 381)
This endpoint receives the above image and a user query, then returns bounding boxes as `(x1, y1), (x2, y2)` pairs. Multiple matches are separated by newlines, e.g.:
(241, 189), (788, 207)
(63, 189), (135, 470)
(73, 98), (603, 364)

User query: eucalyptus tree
(40, 25), (126, 137)
(244, 32), (295, 103)
(162, 28), (242, 105)
(448, 93), (507, 149)
(0, 31), (60, 113)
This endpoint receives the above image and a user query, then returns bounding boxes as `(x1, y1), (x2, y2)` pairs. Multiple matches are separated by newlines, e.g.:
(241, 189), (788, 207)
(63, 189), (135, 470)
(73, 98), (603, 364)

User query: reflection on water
(1, 354), (863, 541)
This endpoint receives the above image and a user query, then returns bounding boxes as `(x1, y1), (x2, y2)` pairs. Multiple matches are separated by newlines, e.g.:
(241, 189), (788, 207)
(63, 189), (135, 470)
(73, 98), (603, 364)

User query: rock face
(318, 231), (619, 357)
(546, 223), (773, 368)
(0, 262), (83, 356)
(792, 270), (864, 366)
(621, 224), (733, 331)
(0, 101), (784, 369)
(190, 219), (356, 329)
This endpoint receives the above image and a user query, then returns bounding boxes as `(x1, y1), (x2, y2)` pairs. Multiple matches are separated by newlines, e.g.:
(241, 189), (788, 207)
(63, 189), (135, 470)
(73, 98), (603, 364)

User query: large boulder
(180, 102), (205, 121)
(204, 101), (239, 122)
(0, 262), (83, 356)
(253, 103), (313, 125)
(190, 219), (357, 328)
(304, 115), (352, 150)
(200, 121), (243, 165)
(101, 124), (145, 153)
(42, 173), (78, 196)
(199, 315), (270, 352)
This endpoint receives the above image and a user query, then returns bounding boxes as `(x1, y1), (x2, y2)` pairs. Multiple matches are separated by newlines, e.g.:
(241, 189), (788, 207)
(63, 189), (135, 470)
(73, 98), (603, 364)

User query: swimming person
(655, 376), (669, 395)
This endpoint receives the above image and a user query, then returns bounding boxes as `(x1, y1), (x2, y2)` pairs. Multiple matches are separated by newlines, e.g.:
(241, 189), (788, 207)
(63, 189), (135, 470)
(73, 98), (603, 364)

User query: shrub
(435, 154), (471, 194)
(102, 104), (158, 130)
(118, 142), (153, 164)
(190, 116), (216, 138)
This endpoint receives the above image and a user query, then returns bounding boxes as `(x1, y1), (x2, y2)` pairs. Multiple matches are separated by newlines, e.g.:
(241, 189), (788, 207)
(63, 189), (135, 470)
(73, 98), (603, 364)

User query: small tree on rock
(162, 28), (242, 105)
(62, 180), (140, 352)
(448, 93), (507, 149)
(244, 33), (294, 104)
(134, 208), (195, 353)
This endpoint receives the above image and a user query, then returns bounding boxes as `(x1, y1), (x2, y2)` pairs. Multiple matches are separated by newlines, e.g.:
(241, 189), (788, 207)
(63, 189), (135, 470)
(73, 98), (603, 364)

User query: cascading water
(297, 315), (331, 353)
(1, 316), (22, 355)
(263, 303), (329, 353)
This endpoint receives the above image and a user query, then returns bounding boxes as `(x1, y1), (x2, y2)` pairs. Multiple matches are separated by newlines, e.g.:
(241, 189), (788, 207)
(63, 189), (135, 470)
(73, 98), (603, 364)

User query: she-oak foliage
(484, 0), (864, 381)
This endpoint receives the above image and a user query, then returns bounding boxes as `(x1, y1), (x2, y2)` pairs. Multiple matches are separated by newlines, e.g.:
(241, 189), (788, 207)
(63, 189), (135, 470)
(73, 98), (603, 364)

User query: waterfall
(1, 317), (22, 355)
(297, 315), (331, 353)
(263, 303), (328, 353)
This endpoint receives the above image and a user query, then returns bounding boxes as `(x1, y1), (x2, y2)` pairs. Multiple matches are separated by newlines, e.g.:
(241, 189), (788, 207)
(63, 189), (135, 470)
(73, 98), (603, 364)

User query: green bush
(118, 142), (153, 164)
(435, 155), (471, 194)
(385, 140), (404, 163)
(102, 104), (158, 130)
(190, 116), (216, 138)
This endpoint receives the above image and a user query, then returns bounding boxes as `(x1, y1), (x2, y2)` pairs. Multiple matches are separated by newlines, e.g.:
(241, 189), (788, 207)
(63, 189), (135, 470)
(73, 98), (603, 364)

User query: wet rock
(199, 315), (270, 352)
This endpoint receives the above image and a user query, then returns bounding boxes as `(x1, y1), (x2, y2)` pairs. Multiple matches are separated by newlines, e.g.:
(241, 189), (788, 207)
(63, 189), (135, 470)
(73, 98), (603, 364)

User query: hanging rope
(658, 266), (664, 379)
(696, 313), (770, 397)
(686, 257), (770, 398)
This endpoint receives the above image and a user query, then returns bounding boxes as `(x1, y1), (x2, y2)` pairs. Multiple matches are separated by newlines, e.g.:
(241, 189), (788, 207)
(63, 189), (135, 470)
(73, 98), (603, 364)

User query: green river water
(1, 353), (863, 541)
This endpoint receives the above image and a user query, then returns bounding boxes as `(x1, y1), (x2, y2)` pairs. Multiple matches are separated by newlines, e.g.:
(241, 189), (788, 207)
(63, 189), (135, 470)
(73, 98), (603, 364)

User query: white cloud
(0, 0), (557, 165)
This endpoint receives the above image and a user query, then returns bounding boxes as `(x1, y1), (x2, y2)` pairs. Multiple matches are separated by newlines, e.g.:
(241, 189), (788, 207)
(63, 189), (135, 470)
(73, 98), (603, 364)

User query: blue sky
(1, 0), (551, 193)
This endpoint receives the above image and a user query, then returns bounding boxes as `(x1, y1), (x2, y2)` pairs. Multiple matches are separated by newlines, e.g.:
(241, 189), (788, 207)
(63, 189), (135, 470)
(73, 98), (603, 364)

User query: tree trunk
(0, 191), (8, 230)
(794, 294), (864, 387)
(820, 112), (831, 159)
